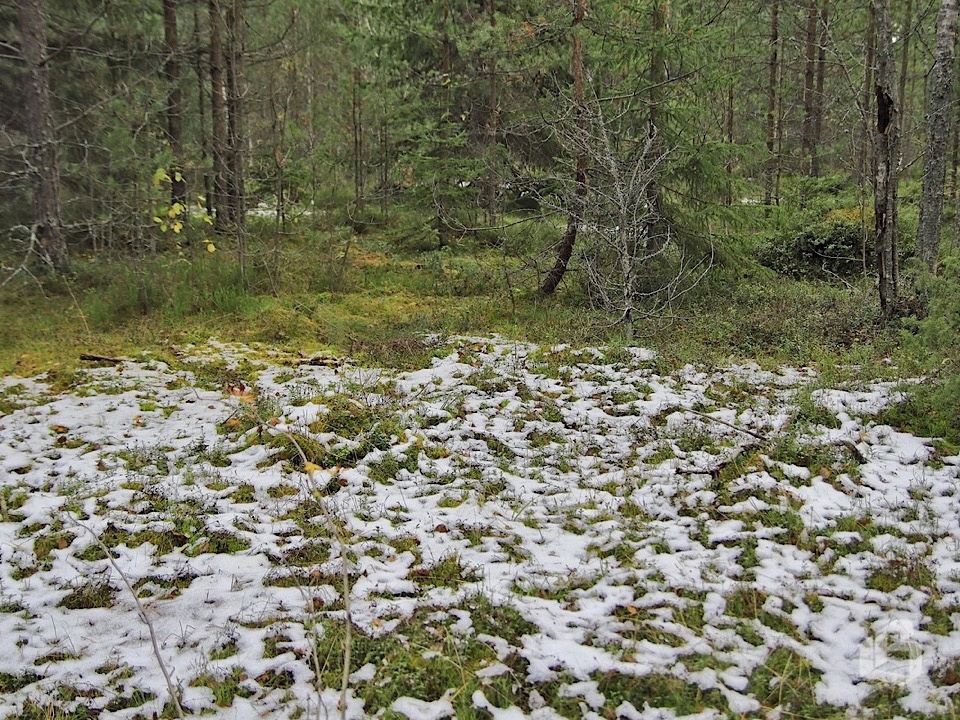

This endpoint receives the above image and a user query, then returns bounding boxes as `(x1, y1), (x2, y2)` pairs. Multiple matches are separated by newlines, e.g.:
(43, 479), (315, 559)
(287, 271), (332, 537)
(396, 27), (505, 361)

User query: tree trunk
(916, 0), (958, 270)
(352, 67), (364, 214)
(860, 4), (876, 274)
(436, 1), (453, 247)
(764, 0), (780, 207)
(484, 0), (498, 227)
(801, 0), (818, 175)
(725, 78), (734, 206)
(209, 0), (229, 234)
(644, 0), (667, 252)
(19, 0), (68, 273)
(897, 0), (913, 162)
(193, 1), (212, 216)
(540, 0), (586, 295)
(225, 0), (245, 227)
(873, 0), (901, 317)
(163, 0), (186, 208)
(811, 0), (828, 177)
(225, 0), (246, 276)
(952, 77), (959, 200)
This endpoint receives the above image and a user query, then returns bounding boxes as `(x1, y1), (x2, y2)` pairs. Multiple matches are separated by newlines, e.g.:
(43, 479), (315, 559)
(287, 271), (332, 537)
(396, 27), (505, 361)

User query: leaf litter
(0, 337), (958, 719)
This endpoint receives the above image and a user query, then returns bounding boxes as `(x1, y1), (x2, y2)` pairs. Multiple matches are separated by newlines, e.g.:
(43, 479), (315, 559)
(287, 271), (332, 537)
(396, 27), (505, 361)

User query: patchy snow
(0, 337), (957, 719)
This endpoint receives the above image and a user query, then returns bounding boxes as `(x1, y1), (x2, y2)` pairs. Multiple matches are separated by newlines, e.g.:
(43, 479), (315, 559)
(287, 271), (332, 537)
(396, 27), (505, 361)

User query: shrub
(756, 218), (869, 280)
(882, 256), (960, 446)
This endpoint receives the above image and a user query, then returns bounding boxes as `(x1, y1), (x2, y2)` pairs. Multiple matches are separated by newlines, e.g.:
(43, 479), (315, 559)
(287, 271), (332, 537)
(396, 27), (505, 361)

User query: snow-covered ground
(0, 337), (958, 720)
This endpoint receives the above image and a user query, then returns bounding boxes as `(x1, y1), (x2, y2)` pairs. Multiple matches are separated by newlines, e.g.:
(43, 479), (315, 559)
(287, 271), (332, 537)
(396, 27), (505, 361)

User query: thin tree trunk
(861, 4), (876, 274)
(352, 67), (364, 214)
(193, 2), (212, 216)
(644, 0), (667, 252)
(801, 0), (818, 175)
(380, 93), (389, 221)
(873, 0), (901, 317)
(540, 0), (586, 295)
(952, 76), (960, 200)
(916, 0), (958, 270)
(811, 0), (828, 177)
(725, 79), (734, 206)
(209, 0), (229, 233)
(19, 0), (68, 273)
(436, 1), (453, 247)
(163, 0), (185, 207)
(484, 0), (498, 227)
(225, 0), (245, 231)
(764, 0), (780, 208)
(898, 0), (913, 162)
(774, 17), (785, 205)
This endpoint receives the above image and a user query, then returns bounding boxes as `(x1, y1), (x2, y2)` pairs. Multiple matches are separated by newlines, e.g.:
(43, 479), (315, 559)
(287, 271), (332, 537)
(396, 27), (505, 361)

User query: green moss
(747, 647), (838, 718)
(58, 580), (116, 609)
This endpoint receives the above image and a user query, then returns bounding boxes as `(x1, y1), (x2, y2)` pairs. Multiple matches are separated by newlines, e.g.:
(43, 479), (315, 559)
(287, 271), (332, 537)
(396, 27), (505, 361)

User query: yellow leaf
(304, 461), (322, 478)
(160, 223), (168, 232)
(152, 168), (170, 187)
(206, 242), (216, 253)
(203, 215), (214, 225)
(171, 221), (183, 234)
(168, 202), (185, 218)
(174, 171), (183, 182)
(152, 216), (163, 224)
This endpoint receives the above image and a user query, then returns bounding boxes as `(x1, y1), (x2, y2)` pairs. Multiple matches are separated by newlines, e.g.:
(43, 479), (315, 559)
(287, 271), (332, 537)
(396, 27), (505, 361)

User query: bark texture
(225, 0), (246, 231)
(763, 0), (780, 207)
(209, 0), (229, 233)
(917, 0), (958, 270)
(873, 0), (901, 316)
(19, 0), (68, 272)
(801, 0), (818, 175)
(163, 0), (186, 207)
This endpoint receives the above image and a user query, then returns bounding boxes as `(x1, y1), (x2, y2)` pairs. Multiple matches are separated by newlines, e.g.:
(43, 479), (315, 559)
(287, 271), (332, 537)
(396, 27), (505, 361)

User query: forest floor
(1, 335), (958, 720)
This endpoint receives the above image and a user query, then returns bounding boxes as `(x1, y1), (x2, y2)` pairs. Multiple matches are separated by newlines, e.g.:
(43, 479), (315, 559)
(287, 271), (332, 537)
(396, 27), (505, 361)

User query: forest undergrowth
(1, 216), (959, 720)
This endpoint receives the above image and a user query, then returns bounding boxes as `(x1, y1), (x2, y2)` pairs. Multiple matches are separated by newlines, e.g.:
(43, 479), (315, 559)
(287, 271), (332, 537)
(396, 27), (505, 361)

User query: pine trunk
(163, 0), (186, 207)
(917, 0), (958, 270)
(644, 0), (667, 252)
(193, 1), (212, 216)
(209, 0), (229, 233)
(352, 67), (364, 214)
(897, 0), (913, 161)
(225, 0), (246, 235)
(484, 0), (498, 227)
(801, 0), (818, 175)
(19, 0), (68, 273)
(225, 0), (246, 281)
(811, 0), (828, 178)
